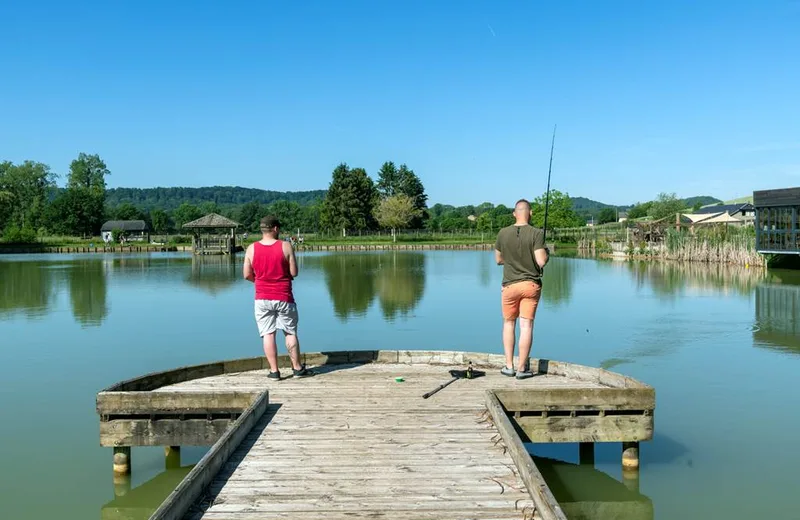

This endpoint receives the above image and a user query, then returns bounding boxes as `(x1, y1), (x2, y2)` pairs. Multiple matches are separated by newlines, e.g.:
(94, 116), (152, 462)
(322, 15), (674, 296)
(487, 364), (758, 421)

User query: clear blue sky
(1, 0), (799, 206)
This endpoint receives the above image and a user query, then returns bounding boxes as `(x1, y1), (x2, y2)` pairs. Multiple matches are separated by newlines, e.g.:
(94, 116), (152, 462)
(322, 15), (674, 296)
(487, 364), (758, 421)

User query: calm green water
(1, 251), (798, 519)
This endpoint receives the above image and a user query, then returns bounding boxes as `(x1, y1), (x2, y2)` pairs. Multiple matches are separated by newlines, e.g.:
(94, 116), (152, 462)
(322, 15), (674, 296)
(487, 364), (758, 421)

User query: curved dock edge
(98, 349), (652, 394)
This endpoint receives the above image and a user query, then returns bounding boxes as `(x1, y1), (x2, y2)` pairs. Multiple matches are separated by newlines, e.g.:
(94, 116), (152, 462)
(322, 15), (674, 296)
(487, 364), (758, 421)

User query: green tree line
(1, 153), (714, 244)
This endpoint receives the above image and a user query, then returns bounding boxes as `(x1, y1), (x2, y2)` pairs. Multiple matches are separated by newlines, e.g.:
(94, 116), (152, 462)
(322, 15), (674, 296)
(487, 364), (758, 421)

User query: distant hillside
(682, 195), (722, 208)
(105, 186), (326, 211)
(570, 195), (722, 222)
(570, 197), (629, 221)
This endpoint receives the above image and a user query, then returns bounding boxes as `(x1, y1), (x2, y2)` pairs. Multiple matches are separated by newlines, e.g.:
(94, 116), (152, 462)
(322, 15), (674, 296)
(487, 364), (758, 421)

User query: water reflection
(754, 270), (800, 353)
(101, 465), (194, 520)
(67, 260), (109, 327)
(304, 252), (426, 321)
(541, 258), (575, 307)
(185, 255), (240, 296)
(626, 261), (768, 298)
(534, 455), (653, 520)
(0, 259), (58, 319)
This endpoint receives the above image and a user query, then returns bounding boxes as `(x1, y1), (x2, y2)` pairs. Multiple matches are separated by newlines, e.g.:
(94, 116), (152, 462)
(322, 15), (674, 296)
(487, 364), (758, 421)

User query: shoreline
(0, 242), (501, 255)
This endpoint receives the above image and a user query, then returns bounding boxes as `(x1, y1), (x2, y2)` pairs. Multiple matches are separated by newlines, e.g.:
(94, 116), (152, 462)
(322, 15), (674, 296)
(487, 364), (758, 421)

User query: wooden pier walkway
(96, 351), (655, 520)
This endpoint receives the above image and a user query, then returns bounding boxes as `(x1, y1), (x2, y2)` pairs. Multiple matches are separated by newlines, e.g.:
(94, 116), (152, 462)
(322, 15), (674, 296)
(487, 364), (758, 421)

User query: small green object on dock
(395, 376), (404, 382)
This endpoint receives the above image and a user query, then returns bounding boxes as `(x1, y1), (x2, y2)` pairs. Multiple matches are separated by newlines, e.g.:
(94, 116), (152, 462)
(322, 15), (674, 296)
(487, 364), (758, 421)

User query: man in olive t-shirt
(494, 199), (550, 379)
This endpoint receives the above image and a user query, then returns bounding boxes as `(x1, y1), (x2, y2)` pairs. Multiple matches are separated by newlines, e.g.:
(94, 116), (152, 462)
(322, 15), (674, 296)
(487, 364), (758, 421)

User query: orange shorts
(501, 281), (541, 320)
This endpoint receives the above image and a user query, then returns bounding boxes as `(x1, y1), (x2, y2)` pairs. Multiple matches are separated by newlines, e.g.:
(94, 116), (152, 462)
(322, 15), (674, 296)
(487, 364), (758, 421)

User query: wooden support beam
(579, 442), (595, 466)
(165, 446), (181, 470)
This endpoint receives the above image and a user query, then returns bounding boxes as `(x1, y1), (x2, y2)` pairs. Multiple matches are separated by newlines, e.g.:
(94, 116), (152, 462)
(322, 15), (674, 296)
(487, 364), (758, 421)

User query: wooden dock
(96, 350), (655, 520)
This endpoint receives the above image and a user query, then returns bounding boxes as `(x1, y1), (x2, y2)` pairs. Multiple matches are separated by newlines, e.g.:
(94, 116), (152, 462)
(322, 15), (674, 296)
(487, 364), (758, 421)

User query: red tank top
(252, 241), (294, 302)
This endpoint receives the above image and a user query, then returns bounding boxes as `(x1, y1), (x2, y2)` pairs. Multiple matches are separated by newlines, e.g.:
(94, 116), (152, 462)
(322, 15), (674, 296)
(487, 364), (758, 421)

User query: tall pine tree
(320, 163), (378, 234)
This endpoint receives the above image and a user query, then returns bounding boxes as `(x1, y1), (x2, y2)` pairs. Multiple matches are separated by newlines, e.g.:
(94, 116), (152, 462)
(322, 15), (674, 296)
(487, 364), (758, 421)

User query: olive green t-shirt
(494, 224), (545, 286)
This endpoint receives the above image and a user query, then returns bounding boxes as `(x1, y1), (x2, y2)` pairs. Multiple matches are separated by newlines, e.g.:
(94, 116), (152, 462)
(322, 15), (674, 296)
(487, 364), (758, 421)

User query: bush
(2, 225), (38, 244)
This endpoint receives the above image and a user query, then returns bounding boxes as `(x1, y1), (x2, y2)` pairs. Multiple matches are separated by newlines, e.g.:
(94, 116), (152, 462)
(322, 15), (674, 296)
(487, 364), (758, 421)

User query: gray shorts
(254, 299), (298, 336)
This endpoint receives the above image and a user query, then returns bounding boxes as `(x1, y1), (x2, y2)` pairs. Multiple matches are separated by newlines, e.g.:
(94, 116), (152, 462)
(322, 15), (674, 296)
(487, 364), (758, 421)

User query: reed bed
(660, 227), (763, 267)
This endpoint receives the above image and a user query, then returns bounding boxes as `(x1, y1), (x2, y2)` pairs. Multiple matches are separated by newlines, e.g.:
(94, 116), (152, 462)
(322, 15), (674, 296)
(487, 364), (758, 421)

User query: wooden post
(165, 446), (181, 470)
(622, 466), (640, 494)
(622, 441), (639, 470)
(579, 442), (595, 465)
(113, 446), (131, 475)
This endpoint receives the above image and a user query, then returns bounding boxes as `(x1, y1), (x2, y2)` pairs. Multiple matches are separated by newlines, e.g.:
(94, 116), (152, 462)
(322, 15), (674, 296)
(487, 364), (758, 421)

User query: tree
(530, 189), (583, 229)
(150, 209), (170, 233)
(47, 189), (105, 236)
(172, 203), (203, 229)
(0, 160), (56, 232)
(60, 153), (111, 236)
(376, 161), (428, 228)
(649, 192), (685, 221)
(374, 194), (422, 241)
(68, 153), (109, 195)
(320, 163), (378, 234)
(114, 202), (145, 221)
(597, 207), (617, 225)
(237, 201), (263, 232)
(627, 202), (652, 220)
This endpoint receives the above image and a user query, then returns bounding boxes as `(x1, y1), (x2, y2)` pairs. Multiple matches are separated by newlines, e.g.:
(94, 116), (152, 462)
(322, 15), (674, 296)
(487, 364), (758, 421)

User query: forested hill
(105, 186), (326, 211)
(570, 195), (721, 221)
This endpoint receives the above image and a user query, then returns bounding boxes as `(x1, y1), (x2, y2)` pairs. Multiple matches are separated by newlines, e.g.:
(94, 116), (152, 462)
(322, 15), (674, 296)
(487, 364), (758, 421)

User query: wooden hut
(101, 220), (150, 243)
(753, 187), (800, 254)
(182, 213), (242, 255)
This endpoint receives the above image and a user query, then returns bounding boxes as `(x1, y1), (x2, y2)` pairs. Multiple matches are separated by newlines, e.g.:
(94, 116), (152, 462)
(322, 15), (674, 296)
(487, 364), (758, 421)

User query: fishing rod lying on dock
(422, 362), (486, 399)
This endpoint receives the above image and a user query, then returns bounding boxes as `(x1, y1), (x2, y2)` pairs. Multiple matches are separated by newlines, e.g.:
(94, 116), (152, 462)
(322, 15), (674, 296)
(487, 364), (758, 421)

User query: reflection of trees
(304, 252), (426, 321)
(627, 261), (768, 298)
(375, 253), (425, 320)
(754, 270), (800, 353)
(541, 258), (574, 307)
(0, 260), (57, 319)
(67, 259), (108, 327)
(185, 255), (239, 296)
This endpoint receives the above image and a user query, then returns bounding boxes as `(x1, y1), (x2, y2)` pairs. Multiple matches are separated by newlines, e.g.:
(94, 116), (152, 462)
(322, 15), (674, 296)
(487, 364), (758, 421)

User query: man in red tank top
(243, 216), (311, 379)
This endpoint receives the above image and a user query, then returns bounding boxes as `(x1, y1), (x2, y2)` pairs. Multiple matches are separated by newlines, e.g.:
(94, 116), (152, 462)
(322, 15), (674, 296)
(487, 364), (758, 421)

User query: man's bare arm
(243, 244), (255, 282)
(495, 249), (504, 265)
(534, 247), (549, 269)
(286, 241), (298, 278)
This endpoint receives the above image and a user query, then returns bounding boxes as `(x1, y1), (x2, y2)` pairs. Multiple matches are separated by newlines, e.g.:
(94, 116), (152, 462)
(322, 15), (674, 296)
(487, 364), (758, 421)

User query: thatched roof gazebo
(182, 213), (243, 255)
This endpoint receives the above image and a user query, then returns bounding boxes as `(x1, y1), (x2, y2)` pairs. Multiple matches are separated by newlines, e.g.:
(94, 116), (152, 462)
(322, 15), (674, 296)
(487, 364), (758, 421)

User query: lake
(1, 251), (798, 520)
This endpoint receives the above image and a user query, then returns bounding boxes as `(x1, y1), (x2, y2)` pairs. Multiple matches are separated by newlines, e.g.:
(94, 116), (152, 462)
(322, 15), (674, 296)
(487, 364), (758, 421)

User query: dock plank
(154, 362), (597, 520)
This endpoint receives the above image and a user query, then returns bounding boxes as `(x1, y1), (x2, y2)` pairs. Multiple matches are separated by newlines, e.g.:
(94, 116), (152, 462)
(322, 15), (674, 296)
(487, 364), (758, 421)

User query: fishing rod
(542, 124), (556, 244)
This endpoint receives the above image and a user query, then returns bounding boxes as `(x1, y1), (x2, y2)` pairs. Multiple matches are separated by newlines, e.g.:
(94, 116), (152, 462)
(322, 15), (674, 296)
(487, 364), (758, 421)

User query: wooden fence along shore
(96, 350), (655, 520)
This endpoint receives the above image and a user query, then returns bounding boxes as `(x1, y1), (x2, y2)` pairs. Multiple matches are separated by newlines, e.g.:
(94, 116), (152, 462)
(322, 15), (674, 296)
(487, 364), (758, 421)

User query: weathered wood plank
(495, 387), (655, 412)
(97, 390), (261, 416)
(515, 414), (654, 443)
(100, 418), (235, 447)
(149, 390), (269, 520)
(186, 511), (537, 520)
(485, 389), (567, 520)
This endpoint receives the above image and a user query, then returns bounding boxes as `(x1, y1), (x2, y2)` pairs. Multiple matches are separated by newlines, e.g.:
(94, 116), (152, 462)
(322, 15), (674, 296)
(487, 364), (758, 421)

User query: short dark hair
(514, 199), (531, 211)
(260, 215), (281, 230)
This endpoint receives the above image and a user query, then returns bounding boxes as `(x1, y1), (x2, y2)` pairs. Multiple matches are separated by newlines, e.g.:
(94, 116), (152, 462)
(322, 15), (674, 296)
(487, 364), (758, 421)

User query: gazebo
(182, 213), (243, 255)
